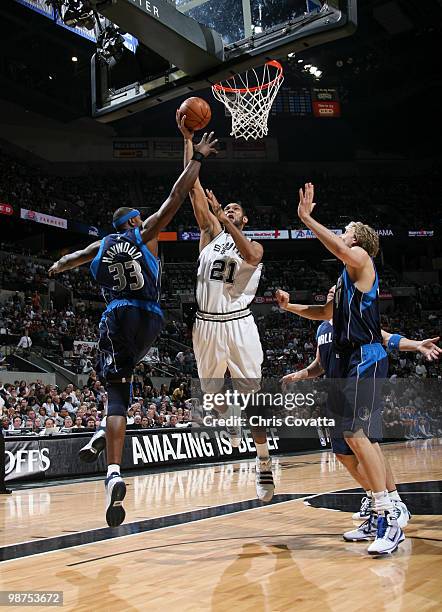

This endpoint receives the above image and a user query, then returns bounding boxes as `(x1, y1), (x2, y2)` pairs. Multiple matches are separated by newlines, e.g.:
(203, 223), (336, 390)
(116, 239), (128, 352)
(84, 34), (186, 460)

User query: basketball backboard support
(91, 1), (357, 122)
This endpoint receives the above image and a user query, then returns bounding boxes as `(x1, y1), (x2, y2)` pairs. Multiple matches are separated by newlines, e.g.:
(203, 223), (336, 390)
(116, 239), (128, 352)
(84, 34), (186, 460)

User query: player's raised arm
(297, 183), (371, 270)
(140, 132), (218, 243)
(205, 190), (263, 266)
(48, 240), (101, 276)
(381, 330), (442, 361)
(176, 111), (221, 245)
(275, 289), (333, 321)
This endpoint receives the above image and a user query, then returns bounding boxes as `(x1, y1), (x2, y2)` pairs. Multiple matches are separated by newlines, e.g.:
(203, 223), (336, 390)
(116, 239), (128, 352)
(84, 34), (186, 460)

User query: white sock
(255, 442), (269, 461)
(365, 489), (372, 498)
(373, 490), (393, 514)
(107, 464), (120, 477)
(389, 489), (402, 502)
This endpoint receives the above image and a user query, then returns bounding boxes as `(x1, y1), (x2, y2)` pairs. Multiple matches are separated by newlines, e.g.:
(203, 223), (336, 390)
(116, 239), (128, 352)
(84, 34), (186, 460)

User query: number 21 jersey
(196, 231), (262, 314)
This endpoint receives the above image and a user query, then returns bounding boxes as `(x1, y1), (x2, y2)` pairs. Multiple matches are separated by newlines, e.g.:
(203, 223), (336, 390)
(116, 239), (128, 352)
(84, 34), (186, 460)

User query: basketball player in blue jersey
(277, 181), (413, 554)
(48, 132), (218, 526)
(279, 287), (441, 545)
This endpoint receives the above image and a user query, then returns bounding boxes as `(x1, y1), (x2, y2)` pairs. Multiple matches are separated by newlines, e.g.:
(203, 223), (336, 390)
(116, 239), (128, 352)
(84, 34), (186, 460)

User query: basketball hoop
(212, 60), (284, 140)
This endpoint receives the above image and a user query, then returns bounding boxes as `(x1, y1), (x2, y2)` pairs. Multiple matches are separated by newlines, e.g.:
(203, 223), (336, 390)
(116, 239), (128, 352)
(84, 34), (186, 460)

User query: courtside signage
(0, 203), (13, 216)
(291, 229), (342, 239)
(243, 230), (289, 240)
(20, 208), (67, 229)
(408, 230), (434, 237)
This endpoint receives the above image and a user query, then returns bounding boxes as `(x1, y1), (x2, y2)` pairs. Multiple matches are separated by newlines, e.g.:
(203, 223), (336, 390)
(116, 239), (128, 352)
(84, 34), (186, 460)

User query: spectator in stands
(9, 416), (23, 431)
(60, 331), (75, 359)
(40, 417), (56, 435)
(168, 415), (178, 428)
(17, 330), (32, 350)
(86, 417), (97, 430)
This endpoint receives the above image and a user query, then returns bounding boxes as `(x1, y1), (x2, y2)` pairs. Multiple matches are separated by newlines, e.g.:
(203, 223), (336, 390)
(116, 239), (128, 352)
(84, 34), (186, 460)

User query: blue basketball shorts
(326, 343), (388, 443)
(98, 305), (163, 381)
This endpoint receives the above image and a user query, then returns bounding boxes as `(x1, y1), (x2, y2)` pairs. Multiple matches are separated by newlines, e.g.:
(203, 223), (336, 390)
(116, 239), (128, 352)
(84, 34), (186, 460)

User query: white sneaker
(343, 512), (377, 541)
(255, 457), (274, 503)
(392, 500), (411, 529)
(352, 495), (372, 520)
(105, 472), (126, 527)
(367, 513), (405, 555)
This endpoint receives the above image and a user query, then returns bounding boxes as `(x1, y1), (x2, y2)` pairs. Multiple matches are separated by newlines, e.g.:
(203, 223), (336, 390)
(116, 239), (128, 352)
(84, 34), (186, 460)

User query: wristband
(387, 334), (403, 352)
(192, 152), (205, 163)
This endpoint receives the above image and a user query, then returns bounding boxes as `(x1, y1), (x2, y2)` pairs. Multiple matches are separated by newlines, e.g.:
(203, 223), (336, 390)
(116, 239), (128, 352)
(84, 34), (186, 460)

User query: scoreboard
(271, 87), (312, 116)
(271, 87), (341, 117)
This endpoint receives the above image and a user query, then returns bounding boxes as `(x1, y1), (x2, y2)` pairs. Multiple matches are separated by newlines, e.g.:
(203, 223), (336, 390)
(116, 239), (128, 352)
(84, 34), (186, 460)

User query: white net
(212, 60), (284, 140)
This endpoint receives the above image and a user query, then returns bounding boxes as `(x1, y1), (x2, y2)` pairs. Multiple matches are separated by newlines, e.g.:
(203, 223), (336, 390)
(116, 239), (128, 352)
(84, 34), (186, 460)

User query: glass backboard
(176, 0), (326, 46)
(92, 1), (356, 121)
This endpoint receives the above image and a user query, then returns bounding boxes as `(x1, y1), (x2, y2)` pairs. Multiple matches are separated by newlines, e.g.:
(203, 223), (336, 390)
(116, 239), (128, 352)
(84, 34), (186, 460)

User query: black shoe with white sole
(105, 473), (127, 527)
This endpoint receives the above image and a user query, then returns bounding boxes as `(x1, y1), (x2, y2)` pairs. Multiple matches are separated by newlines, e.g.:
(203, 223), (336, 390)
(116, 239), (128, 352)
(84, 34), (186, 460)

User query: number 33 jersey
(90, 227), (161, 307)
(196, 231), (262, 315)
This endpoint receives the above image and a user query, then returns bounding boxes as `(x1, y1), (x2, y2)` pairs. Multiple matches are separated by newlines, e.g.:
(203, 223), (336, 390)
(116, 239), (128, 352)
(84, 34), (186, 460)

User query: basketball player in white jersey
(177, 111), (274, 502)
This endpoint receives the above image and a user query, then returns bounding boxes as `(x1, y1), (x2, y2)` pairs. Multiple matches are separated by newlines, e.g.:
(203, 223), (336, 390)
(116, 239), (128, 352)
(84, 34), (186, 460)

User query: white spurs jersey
(196, 231), (262, 314)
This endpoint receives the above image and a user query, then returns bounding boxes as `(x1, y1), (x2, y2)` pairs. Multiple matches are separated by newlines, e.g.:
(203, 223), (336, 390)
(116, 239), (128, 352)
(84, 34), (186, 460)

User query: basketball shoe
(343, 512), (377, 541)
(352, 495), (372, 520)
(105, 472), (127, 527)
(392, 500), (411, 529)
(255, 457), (275, 502)
(367, 512), (404, 555)
(79, 428), (106, 463)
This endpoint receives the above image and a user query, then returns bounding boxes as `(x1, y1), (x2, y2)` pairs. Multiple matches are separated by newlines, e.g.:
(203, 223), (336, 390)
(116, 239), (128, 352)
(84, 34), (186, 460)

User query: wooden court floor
(1, 439), (441, 611)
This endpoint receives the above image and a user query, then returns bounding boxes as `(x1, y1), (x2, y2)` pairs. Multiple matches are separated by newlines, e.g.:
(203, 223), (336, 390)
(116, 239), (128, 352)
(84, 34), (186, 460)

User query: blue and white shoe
(393, 500), (411, 529)
(105, 473), (126, 527)
(367, 512), (404, 555)
(343, 512), (377, 541)
(352, 495), (372, 520)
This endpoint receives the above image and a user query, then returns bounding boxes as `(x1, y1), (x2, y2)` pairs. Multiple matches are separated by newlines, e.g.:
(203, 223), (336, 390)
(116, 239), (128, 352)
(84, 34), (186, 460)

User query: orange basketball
(179, 97), (212, 131)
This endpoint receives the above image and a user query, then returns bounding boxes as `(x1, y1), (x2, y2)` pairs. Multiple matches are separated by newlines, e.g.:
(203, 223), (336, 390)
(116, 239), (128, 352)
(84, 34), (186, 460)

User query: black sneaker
(105, 473), (126, 527)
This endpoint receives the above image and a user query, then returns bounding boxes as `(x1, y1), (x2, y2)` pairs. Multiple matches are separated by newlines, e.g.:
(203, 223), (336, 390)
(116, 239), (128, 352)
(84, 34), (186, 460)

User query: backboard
(91, 1), (357, 122)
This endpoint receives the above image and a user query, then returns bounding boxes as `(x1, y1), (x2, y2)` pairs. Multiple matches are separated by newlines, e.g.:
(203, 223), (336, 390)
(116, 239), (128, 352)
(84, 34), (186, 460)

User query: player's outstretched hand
(48, 261), (63, 277)
(280, 370), (308, 386)
(205, 189), (228, 224)
(176, 109), (194, 140)
(194, 132), (218, 158)
(417, 337), (442, 361)
(275, 289), (290, 310)
(298, 182), (316, 221)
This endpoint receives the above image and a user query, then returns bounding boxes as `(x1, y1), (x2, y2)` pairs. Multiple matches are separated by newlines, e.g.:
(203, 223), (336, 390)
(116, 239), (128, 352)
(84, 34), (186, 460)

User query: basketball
(179, 97), (212, 131)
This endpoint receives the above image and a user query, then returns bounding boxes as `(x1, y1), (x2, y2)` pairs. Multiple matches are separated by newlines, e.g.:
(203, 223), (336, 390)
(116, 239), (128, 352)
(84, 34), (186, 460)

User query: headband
(113, 209), (141, 230)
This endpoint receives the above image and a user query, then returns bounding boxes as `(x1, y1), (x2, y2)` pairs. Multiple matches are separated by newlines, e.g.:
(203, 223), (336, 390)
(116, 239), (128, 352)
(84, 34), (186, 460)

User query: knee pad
(107, 381), (131, 417)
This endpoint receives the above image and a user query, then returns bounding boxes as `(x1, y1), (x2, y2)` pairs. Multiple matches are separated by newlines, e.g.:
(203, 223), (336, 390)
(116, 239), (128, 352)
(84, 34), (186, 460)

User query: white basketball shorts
(192, 311), (263, 394)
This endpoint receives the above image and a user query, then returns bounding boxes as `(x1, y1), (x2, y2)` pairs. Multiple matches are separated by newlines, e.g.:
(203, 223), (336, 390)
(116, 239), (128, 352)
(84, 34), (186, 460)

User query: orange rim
(212, 60), (283, 94)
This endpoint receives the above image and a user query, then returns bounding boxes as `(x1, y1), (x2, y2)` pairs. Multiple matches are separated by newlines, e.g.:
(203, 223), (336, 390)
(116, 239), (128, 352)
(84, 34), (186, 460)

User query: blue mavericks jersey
(316, 320), (334, 377)
(90, 227), (162, 309)
(333, 265), (382, 351)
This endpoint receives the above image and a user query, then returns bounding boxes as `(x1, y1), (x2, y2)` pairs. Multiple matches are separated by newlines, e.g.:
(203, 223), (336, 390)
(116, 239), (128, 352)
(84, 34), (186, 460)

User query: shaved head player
(177, 111), (275, 503)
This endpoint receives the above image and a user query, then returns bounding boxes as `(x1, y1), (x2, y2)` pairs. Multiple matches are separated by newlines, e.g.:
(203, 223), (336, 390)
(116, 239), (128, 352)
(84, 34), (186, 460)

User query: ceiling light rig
(44, 1), (96, 30)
